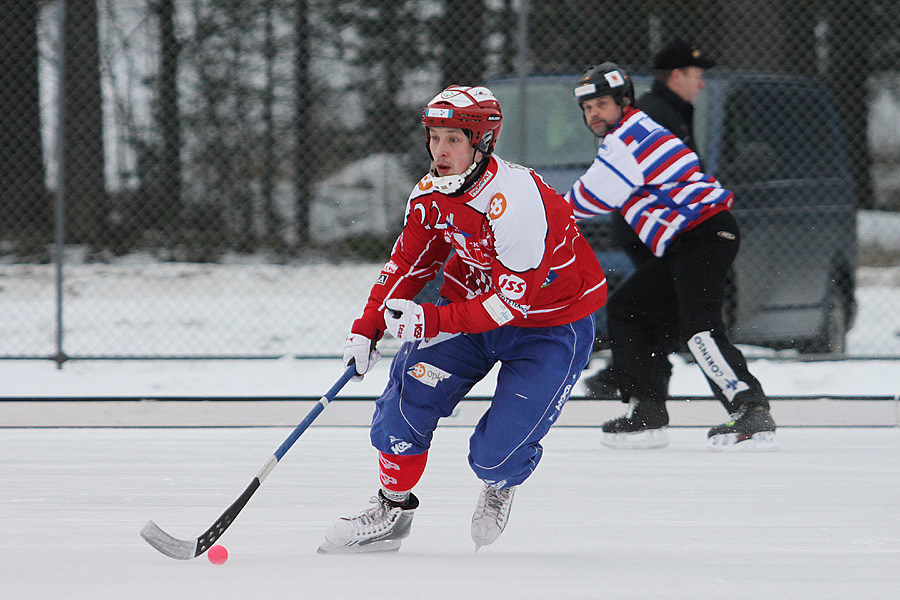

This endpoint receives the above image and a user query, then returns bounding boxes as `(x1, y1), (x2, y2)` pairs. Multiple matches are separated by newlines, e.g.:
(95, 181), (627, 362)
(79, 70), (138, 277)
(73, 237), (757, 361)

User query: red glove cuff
(351, 317), (382, 341)
(421, 303), (441, 338)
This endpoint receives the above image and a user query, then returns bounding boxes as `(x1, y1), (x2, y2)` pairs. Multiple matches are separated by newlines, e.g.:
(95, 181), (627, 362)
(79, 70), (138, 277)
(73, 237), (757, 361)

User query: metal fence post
(53, 0), (68, 370)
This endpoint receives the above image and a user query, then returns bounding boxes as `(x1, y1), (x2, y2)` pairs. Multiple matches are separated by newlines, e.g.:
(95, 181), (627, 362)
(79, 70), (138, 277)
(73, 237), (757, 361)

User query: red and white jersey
(565, 107), (733, 257)
(351, 155), (607, 340)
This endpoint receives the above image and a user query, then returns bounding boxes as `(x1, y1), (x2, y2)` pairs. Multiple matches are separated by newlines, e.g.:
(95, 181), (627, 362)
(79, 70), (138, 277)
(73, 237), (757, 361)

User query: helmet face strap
(475, 129), (495, 154)
(429, 159), (480, 194)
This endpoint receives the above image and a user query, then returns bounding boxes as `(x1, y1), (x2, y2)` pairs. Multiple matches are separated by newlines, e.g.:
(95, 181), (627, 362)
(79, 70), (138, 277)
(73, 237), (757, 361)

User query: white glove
(384, 298), (428, 342)
(343, 333), (381, 382)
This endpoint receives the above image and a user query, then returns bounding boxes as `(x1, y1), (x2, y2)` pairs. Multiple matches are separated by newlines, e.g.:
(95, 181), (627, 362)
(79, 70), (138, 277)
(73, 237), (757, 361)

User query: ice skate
(471, 483), (516, 549)
(707, 405), (778, 451)
(601, 399), (669, 449)
(317, 490), (419, 554)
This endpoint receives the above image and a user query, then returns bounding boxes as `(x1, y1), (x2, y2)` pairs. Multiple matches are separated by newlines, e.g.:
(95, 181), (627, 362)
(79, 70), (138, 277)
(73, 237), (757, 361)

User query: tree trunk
(441, 0), (487, 88)
(156, 0), (182, 228)
(294, 0), (312, 244)
(262, 0), (280, 243)
(63, 0), (107, 248)
(0, 0), (49, 237)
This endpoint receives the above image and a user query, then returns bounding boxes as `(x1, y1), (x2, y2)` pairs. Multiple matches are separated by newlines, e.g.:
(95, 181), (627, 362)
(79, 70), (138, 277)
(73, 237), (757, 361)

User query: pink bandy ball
(207, 544), (228, 565)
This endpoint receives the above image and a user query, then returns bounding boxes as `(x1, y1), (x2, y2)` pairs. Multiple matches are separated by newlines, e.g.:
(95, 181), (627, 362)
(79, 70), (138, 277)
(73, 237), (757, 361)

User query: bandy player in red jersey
(317, 85), (607, 554)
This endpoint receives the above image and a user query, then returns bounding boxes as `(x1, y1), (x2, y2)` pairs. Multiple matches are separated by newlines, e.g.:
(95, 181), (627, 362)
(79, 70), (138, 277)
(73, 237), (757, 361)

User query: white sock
(381, 488), (411, 505)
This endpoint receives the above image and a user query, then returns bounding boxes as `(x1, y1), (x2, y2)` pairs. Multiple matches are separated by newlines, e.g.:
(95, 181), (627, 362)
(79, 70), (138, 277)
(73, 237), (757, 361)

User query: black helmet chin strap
(476, 130), (495, 154)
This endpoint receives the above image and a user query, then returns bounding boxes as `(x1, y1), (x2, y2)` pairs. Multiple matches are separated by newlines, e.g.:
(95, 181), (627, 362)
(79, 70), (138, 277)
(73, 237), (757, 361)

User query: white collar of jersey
(430, 160), (478, 194)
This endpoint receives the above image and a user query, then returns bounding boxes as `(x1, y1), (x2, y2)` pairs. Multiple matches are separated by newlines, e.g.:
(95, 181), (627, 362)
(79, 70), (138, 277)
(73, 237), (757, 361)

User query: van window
(491, 77), (711, 169)
(719, 82), (843, 183)
(492, 80), (597, 167)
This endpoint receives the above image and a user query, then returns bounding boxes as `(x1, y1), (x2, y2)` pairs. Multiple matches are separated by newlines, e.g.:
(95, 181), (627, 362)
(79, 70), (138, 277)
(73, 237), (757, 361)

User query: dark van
(487, 71), (857, 353)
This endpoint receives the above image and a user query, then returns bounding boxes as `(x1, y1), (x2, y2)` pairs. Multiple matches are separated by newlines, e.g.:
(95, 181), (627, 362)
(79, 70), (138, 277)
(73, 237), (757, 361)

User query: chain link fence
(1, 0), (899, 362)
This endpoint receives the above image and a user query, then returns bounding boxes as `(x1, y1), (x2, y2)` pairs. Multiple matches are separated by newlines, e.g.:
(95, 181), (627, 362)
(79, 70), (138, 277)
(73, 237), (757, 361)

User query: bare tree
(0, 0), (50, 241)
(154, 0), (183, 226)
(63, 0), (108, 247)
(439, 0), (487, 87)
(293, 0), (312, 244)
(260, 0), (281, 244)
(324, 0), (426, 152)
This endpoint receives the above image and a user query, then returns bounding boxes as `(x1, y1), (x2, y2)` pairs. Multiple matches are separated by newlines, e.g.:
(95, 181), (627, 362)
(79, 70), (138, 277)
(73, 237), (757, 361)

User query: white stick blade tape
(141, 521), (196, 560)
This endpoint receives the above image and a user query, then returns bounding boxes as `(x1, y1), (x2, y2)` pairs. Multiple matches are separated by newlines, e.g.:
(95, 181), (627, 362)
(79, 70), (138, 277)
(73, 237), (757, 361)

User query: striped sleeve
(565, 137), (642, 218)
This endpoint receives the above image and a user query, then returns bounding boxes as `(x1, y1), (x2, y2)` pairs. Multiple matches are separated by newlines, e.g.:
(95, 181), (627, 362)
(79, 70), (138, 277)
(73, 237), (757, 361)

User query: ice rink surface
(2, 425), (898, 600)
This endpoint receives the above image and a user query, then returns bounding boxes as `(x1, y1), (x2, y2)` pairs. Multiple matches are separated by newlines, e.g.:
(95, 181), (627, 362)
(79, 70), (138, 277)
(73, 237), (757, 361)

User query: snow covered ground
(2, 211), (900, 359)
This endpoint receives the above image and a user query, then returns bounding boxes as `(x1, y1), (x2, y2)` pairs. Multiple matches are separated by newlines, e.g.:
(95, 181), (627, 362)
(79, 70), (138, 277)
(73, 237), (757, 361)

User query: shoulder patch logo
(488, 193), (507, 220)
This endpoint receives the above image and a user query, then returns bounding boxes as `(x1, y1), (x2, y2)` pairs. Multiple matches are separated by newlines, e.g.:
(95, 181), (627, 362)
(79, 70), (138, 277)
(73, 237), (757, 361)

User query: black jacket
(635, 80), (698, 154)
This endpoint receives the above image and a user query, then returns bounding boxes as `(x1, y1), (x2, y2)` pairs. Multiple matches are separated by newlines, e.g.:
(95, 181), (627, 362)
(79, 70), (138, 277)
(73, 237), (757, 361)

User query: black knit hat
(653, 39), (715, 69)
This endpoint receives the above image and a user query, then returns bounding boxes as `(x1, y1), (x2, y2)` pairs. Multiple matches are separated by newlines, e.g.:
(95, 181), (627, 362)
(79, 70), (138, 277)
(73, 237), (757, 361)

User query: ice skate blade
(316, 539), (402, 554)
(601, 427), (668, 449)
(707, 431), (779, 452)
(471, 522), (503, 547)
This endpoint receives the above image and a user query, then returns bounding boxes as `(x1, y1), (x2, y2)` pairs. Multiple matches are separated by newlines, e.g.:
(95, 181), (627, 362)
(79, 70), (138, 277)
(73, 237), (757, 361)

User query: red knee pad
(379, 451), (428, 492)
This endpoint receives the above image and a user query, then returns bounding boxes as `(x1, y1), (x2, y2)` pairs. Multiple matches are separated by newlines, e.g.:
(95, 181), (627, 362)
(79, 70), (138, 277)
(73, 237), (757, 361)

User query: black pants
(606, 211), (767, 413)
(610, 212), (653, 268)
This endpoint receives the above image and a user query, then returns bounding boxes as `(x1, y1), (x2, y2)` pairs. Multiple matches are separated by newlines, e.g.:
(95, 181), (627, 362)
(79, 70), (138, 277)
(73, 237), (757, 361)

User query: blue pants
(370, 313), (595, 488)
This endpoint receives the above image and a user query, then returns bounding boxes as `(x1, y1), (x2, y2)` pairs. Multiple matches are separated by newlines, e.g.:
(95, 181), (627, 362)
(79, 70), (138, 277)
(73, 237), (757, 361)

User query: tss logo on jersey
(497, 273), (527, 300)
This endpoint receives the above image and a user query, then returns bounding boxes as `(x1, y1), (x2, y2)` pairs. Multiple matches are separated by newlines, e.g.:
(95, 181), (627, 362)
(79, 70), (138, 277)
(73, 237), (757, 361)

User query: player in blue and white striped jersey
(565, 62), (778, 451)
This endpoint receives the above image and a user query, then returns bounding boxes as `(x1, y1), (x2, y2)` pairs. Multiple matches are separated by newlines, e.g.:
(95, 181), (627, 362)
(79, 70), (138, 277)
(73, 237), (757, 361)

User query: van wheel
(800, 282), (848, 355)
